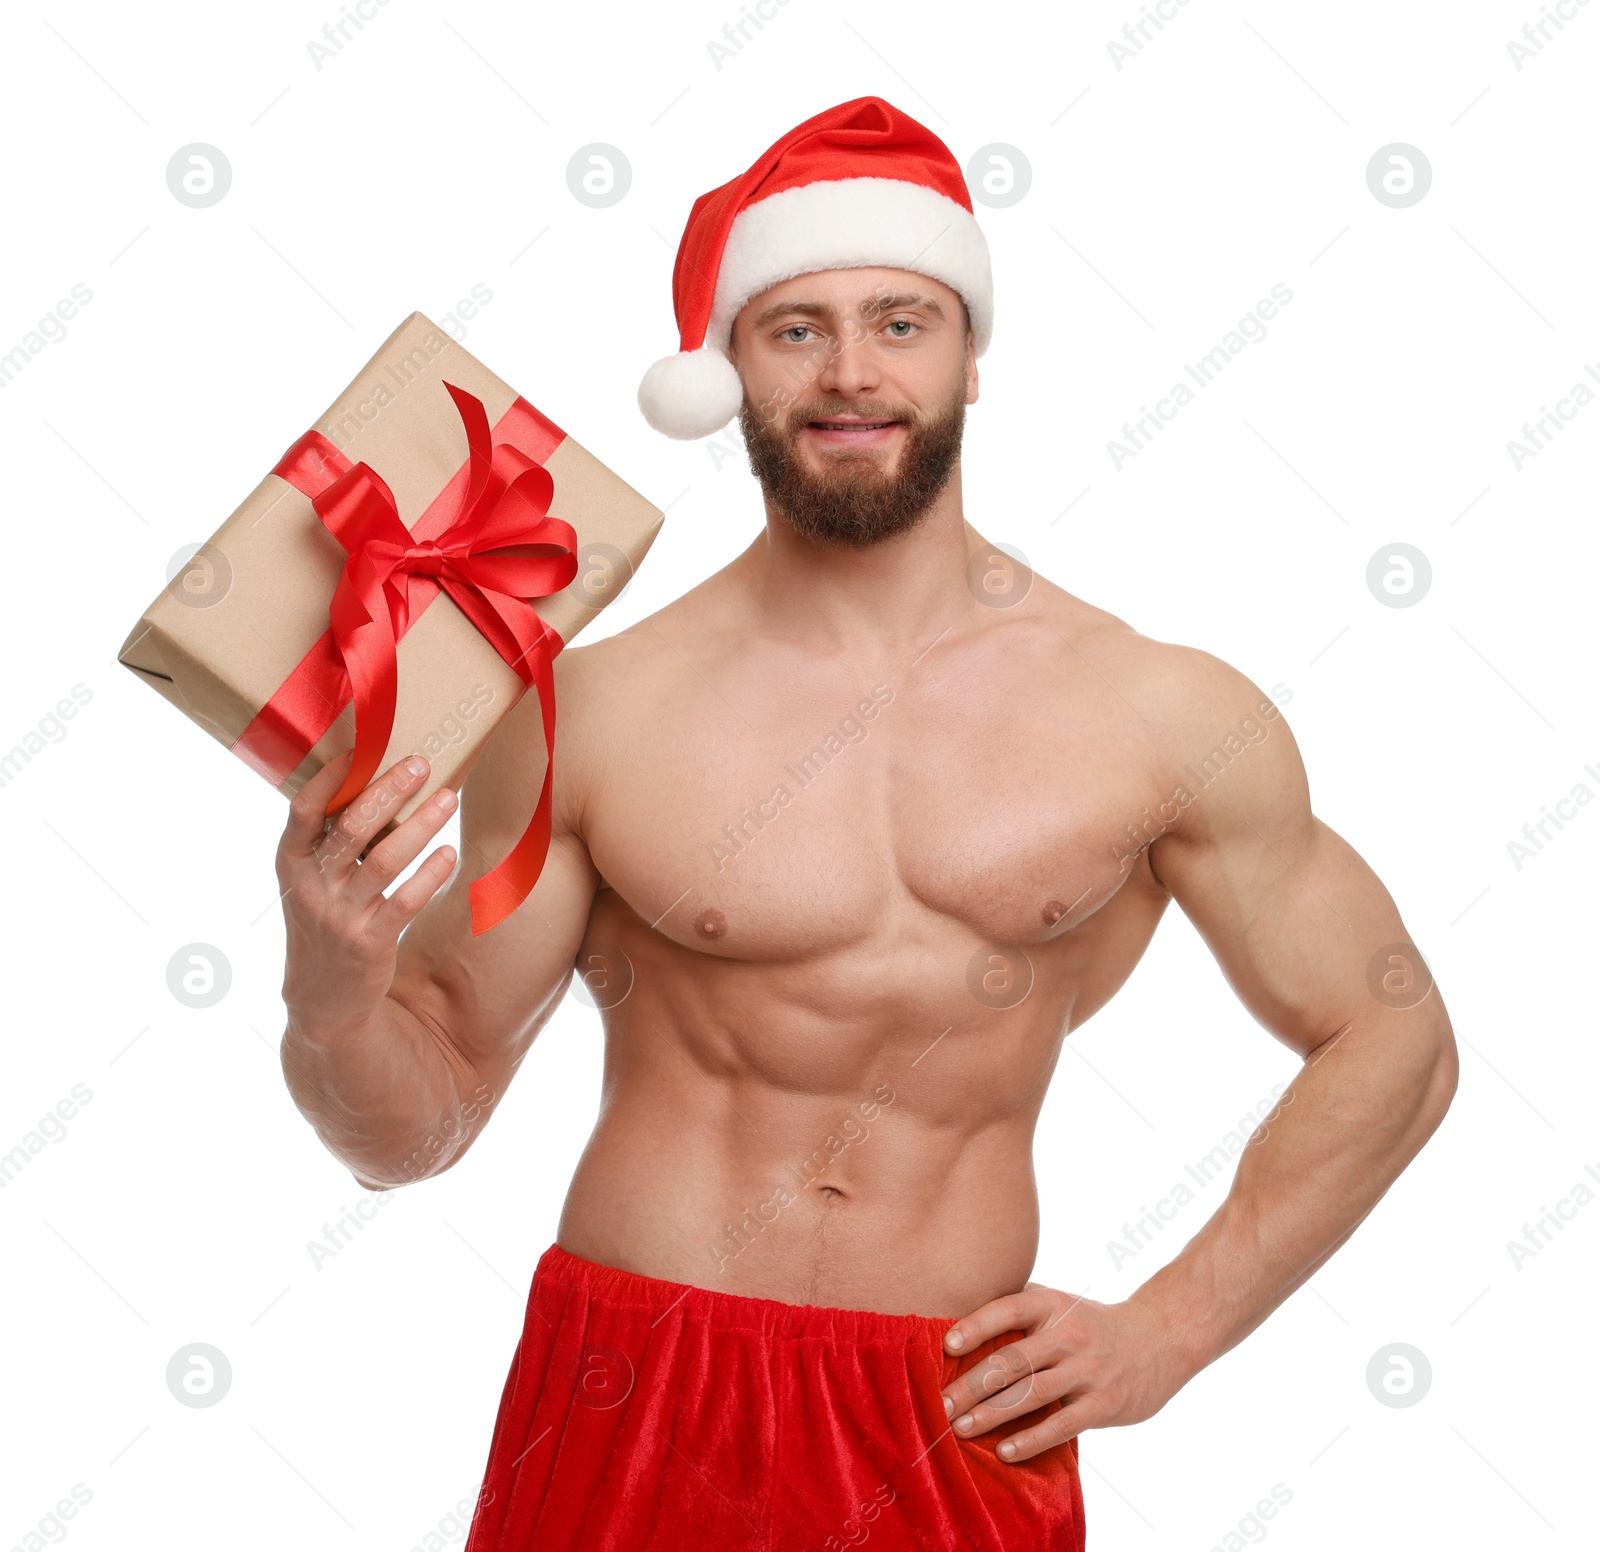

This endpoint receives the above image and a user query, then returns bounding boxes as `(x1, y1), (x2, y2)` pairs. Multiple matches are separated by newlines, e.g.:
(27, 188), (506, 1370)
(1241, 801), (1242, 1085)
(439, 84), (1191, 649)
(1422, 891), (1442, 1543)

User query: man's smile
(803, 414), (903, 448)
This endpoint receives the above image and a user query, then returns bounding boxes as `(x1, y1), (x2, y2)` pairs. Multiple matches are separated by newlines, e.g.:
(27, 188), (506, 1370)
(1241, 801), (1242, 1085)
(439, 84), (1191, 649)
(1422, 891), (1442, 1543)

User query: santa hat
(638, 95), (993, 440)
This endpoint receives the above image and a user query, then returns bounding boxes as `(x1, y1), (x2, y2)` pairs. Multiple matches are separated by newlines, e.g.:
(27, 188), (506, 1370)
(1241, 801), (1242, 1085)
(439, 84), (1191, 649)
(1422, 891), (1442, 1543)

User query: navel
(694, 906), (727, 939)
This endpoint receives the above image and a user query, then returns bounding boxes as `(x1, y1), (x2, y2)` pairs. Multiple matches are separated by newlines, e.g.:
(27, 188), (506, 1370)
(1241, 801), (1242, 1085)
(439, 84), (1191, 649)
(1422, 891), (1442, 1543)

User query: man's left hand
(938, 1283), (1192, 1463)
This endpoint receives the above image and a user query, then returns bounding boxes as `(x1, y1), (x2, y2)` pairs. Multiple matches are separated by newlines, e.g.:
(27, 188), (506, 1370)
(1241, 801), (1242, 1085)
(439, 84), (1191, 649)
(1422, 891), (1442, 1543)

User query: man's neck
(735, 471), (983, 661)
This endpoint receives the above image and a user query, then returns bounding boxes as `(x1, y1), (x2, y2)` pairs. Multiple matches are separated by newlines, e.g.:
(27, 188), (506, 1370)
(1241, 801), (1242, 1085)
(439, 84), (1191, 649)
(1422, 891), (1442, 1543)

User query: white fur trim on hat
(709, 176), (993, 358)
(636, 344), (746, 441)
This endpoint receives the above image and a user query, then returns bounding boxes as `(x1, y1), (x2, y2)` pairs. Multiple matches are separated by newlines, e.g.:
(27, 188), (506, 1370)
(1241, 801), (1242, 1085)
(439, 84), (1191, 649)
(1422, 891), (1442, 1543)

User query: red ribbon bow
(245, 381), (577, 935)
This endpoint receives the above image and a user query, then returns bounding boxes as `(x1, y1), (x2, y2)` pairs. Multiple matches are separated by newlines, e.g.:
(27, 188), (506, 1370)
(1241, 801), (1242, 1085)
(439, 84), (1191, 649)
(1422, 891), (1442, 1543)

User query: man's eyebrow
(750, 292), (947, 328)
(873, 292), (946, 318)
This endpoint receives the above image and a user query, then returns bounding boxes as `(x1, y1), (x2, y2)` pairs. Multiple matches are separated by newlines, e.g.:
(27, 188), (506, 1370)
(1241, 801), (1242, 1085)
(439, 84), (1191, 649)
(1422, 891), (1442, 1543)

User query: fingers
(347, 784), (460, 911)
(375, 843), (460, 932)
(945, 1340), (1061, 1436)
(275, 746), (462, 947)
(993, 1400), (1093, 1464)
(279, 747), (358, 854)
(306, 754), (433, 880)
(942, 1286), (1048, 1356)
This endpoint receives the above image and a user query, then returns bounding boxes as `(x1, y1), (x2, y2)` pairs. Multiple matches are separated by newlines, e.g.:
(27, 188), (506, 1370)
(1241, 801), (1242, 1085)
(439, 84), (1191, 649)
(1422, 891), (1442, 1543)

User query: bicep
(1145, 674), (1417, 1059)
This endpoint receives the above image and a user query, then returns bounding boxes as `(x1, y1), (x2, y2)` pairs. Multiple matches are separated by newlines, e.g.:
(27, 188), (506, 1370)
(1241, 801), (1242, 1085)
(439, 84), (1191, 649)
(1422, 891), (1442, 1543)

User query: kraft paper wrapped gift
(117, 311), (665, 933)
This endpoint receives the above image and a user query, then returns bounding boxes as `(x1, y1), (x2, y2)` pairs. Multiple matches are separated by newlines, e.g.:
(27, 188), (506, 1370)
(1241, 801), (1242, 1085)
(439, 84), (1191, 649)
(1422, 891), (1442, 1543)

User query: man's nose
(815, 332), (880, 398)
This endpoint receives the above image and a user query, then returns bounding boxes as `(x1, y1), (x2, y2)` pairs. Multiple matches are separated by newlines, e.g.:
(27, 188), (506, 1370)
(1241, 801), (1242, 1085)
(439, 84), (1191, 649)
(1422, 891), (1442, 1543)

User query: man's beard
(737, 373), (967, 548)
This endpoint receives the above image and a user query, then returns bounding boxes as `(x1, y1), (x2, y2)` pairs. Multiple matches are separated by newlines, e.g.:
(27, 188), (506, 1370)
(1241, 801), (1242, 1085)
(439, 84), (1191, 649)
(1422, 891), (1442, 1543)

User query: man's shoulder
(1066, 618), (1308, 851)
(1038, 588), (1280, 736)
(1031, 586), (1298, 798)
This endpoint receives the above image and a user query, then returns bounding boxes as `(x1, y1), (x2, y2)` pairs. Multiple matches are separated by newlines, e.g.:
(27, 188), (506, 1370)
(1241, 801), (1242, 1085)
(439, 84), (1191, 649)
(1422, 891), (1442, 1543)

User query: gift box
(117, 311), (664, 933)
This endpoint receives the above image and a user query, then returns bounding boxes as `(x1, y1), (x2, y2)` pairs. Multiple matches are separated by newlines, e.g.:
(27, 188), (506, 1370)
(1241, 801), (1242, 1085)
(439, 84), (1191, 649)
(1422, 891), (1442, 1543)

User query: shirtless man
(276, 98), (1457, 1550)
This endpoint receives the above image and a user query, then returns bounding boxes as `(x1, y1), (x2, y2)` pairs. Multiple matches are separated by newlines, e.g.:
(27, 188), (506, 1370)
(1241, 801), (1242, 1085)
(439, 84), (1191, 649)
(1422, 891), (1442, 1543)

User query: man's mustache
(789, 404), (914, 427)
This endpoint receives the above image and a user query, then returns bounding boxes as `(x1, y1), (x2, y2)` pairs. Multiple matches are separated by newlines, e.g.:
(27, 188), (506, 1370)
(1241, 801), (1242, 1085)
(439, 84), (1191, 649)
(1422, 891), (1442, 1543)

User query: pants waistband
(537, 1241), (958, 1348)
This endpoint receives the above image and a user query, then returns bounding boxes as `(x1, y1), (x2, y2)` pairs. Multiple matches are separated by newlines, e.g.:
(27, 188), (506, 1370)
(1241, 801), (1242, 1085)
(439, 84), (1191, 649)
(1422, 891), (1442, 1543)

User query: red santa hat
(637, 94), (994, 440)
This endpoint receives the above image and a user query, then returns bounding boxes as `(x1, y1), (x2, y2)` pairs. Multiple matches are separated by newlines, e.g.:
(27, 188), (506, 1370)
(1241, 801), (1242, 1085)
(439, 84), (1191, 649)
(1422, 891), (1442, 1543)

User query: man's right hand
(273, 649), (603, 1187)
(276, 747), (461, 1039)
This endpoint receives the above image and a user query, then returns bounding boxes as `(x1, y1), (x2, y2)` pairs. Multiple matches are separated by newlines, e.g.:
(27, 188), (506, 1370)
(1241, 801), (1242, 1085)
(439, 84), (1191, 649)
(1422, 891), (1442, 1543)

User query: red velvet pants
(462, 1243), (1085, 1551)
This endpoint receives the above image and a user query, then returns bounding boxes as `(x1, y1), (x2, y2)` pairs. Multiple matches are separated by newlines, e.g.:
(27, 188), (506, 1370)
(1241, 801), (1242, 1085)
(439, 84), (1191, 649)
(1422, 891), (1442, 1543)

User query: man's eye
(781, 325), (812, 342)
(887, 319), (916, 337)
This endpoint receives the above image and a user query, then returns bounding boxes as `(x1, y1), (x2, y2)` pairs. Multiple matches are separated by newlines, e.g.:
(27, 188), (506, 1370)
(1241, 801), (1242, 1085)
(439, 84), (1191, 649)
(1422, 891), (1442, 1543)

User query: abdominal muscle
(553, 1013), (1053, 1320)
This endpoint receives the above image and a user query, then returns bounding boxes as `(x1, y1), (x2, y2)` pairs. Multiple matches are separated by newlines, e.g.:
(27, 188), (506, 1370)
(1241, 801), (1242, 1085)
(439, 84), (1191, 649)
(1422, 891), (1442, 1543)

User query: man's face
(728, 267), (977, 548)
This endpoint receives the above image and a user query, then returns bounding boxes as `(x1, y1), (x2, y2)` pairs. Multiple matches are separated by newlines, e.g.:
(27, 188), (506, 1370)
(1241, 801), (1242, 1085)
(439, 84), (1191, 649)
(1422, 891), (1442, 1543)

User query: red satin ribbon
(235, 382), (577, 935)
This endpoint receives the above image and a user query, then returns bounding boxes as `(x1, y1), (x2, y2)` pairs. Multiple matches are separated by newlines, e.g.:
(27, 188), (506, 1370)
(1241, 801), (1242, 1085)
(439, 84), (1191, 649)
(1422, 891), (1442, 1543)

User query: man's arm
(937, 641), (1457, 1461)
(1132, 647), (1457, 1376)
(278, 660), (601, 1191)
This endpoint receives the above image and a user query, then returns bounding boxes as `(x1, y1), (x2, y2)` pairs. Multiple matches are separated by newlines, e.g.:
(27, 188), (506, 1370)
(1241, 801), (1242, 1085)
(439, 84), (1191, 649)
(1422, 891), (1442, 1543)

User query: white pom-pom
(637, 346), (745, 440)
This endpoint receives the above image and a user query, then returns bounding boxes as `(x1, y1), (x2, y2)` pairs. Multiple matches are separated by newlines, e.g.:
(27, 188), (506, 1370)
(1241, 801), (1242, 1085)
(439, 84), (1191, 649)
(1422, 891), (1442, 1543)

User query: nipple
(1041, 898), (1068, 927)
(694, 907), (727, 939)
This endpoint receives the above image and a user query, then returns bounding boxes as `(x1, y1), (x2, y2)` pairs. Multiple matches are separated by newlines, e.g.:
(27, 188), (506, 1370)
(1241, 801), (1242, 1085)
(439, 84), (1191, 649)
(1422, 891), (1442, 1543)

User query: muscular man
(277, 98), (1456, 1550)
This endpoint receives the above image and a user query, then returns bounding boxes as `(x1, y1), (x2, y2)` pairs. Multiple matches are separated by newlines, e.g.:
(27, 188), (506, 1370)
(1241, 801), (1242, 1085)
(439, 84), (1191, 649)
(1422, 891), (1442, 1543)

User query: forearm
(280, 997), (482, 1189)
(1131, 1013), (1459, 1381)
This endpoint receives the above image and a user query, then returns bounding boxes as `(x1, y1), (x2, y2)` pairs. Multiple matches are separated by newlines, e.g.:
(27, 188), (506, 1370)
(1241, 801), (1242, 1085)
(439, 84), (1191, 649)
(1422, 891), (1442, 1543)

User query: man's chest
(578, 664), (1171, 963)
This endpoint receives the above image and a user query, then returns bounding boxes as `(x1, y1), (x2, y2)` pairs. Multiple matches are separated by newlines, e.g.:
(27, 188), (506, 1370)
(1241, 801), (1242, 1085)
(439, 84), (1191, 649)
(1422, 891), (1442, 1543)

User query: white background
(1, 1), (1595, 1548)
